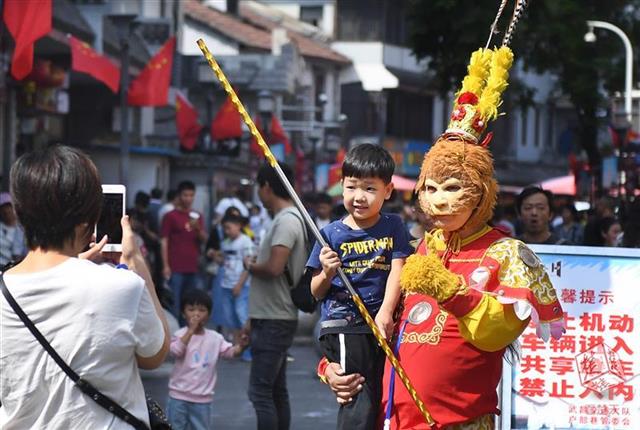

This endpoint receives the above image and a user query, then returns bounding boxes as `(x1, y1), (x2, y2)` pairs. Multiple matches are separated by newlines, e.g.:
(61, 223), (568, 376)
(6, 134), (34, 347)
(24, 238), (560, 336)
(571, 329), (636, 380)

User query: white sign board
(501, 245), (640, 430)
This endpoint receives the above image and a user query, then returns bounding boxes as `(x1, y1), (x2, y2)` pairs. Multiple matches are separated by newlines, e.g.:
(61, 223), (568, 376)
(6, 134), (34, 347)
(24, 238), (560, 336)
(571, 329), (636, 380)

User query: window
(341, 83), (379, 136)
(336, 0), (407, 44)
(337, 0), (383, 41)
(300, 6), (323, 28)
(386, 90), (432, 139)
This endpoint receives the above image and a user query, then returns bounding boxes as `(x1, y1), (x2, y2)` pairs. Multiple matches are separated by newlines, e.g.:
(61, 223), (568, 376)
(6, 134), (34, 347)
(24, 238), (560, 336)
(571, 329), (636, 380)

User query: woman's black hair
(342, 143), (395, 184)
(561, 204), (579, 222)
(10, 145), (102, 250)
(599, 217), (620, 236)
(181, 288), (212, 314)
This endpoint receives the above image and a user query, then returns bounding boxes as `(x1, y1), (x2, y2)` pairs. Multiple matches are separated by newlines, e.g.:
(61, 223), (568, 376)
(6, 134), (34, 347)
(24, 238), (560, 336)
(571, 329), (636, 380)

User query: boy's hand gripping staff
(197, 39), (434, 426)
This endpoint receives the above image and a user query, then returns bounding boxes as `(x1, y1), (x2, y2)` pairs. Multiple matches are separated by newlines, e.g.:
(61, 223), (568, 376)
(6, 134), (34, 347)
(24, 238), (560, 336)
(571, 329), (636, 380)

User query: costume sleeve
(442, 292), (528, 352)
(440, 238), (564, 351)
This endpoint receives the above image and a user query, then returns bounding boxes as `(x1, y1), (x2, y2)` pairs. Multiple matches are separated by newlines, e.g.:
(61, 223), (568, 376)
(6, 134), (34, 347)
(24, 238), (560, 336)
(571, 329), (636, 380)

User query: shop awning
(537, 174), (576, 196)
(341, 63), (399, 92)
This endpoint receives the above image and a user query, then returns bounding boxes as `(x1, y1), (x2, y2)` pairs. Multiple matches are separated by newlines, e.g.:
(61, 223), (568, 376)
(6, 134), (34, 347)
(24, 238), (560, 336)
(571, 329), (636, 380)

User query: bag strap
(0, 274), (149, 430)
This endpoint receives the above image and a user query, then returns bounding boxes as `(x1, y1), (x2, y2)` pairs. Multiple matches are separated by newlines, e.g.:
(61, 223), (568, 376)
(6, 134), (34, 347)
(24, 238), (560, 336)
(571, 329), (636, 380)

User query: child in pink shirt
(168, 288), (248, 430)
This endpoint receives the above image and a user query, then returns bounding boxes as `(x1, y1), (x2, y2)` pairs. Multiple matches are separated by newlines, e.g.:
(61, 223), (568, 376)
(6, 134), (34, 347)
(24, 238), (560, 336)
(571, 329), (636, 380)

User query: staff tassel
(197, 39), (434, 426)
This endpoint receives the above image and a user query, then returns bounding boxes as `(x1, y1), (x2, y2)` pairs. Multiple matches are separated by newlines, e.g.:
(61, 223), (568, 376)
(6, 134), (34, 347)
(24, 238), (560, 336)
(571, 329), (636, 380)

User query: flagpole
(197, 39), (434, 426)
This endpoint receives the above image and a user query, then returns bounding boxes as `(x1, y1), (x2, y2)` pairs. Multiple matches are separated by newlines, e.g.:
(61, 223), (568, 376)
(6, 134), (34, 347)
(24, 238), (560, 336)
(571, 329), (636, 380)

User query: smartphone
(95, 184), (126, 252)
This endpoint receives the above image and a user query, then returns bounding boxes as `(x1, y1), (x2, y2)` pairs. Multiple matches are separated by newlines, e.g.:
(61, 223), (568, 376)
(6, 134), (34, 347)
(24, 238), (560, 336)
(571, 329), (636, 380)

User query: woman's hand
(78, 235), (108, 262)
(324, 362), (364, 405)
(119, 216), (142, 264)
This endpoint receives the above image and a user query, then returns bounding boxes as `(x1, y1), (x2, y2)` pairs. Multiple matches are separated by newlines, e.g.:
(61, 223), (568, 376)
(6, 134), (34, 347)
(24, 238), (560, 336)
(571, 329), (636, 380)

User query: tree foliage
(406, 0), (639, 190)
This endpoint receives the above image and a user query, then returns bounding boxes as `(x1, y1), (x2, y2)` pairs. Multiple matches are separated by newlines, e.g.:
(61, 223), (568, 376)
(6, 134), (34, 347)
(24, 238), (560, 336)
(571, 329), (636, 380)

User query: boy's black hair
(177, 180), (195, 193)
(256, 162), (294, 200)
(221, 213), (245, 226)
(516, 186), (555, 215)
(342, 143), (395, 184)
(151, 187), (163, 199)
(181, 288), (212, 314)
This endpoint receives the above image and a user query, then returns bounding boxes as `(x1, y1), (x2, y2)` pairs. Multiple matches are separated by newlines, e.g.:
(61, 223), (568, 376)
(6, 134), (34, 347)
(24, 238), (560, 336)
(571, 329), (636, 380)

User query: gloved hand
(400, 253), (462, 303)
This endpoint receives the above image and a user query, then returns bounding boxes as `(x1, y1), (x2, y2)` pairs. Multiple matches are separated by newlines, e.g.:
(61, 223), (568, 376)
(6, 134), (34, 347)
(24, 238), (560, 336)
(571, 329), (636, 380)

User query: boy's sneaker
(286, 353), (295, 363)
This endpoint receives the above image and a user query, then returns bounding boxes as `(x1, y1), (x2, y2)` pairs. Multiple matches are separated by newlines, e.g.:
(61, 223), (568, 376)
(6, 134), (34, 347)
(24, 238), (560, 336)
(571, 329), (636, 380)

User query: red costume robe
(380, 226), (565, 429)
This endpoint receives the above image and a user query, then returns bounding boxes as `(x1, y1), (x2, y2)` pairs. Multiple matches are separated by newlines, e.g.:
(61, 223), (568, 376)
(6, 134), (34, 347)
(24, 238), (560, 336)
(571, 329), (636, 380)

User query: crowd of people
(0, 137), (636, 428)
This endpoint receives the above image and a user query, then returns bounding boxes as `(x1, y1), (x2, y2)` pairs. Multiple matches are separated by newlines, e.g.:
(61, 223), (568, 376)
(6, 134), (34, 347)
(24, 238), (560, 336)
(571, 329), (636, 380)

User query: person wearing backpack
(242, 162), (305, 430)
(306, 144), (413, 430)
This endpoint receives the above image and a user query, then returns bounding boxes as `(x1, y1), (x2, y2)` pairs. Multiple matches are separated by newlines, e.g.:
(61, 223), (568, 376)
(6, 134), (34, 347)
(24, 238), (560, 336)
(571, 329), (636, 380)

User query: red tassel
(480, 132), (493, 147)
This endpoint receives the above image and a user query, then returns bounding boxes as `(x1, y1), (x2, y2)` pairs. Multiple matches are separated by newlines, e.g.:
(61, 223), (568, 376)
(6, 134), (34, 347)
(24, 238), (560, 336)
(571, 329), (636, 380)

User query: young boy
(168, 289), (248, 430)
(307, 143), (413, 430)
(218, 213), (254, 342)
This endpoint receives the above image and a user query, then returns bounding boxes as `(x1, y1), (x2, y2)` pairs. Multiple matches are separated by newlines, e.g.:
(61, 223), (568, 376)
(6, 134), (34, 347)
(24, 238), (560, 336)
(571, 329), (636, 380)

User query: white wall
(266, 1), (336, 37)
(268, 3), (301, 20)
(90, 151), (170, 207)
(332, 41), (384, 63)
(180, 22), (239, 55)
(321, 3), (335, 37)
(141, 0), (161, 18)
(382, 44), (427, 73)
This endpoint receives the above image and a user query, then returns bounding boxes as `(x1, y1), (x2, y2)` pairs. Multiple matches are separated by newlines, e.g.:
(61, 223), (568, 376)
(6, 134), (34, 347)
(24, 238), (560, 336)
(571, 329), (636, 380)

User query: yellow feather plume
(477, 46), (514, 121)
(399, 253), (461, 302)
(459, 48), (493, 97)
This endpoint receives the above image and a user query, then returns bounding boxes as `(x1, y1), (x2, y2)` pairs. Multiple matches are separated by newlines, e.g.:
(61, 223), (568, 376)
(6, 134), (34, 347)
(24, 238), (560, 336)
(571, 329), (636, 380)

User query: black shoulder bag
(284, 211), (318, 313)
(0, 274), (170, 430)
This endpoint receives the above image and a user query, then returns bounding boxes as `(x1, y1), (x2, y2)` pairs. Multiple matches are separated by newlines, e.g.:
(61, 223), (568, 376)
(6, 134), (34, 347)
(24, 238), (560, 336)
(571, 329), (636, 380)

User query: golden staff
(197, 38), (434, 426)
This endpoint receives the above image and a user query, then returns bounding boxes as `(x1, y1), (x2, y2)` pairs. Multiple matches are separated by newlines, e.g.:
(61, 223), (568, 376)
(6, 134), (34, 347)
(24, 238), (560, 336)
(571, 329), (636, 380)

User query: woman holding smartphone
(0, 145), (170, 429)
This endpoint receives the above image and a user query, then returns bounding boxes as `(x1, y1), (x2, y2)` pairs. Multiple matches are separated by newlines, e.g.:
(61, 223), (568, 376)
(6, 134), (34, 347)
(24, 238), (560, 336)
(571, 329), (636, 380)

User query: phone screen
(97, 193), (124, 244)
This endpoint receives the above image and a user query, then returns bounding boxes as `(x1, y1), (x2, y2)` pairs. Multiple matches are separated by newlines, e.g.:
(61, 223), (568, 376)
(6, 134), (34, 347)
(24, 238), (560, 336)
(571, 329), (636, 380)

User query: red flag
(270, 116), (292, 154)
(210, 96), (242, 141)
(69, 36), (120, 93)
(128, 37), (175, 106)
(250, 115), (292, 158)
(175, 92), (203, 151)
(3, 0), (52, 80)
(328, 163), (342, 186)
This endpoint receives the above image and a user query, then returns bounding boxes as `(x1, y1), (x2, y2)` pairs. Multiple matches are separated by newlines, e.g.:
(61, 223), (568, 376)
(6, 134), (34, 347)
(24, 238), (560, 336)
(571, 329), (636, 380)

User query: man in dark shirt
(516, 186), (562, 245)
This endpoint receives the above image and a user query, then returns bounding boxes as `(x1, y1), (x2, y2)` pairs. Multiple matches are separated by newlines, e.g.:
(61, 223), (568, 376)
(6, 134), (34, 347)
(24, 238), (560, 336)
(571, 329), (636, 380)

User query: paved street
(142, 318), (340, 429)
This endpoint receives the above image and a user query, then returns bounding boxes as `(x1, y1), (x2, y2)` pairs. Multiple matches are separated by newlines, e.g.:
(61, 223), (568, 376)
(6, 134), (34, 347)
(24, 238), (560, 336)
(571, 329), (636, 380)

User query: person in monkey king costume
(378, 46), (566, 429)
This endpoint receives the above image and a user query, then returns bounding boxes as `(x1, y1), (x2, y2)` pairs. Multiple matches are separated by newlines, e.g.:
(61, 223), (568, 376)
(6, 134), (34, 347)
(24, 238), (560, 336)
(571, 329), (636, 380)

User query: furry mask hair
(416, 135), (497, 235)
